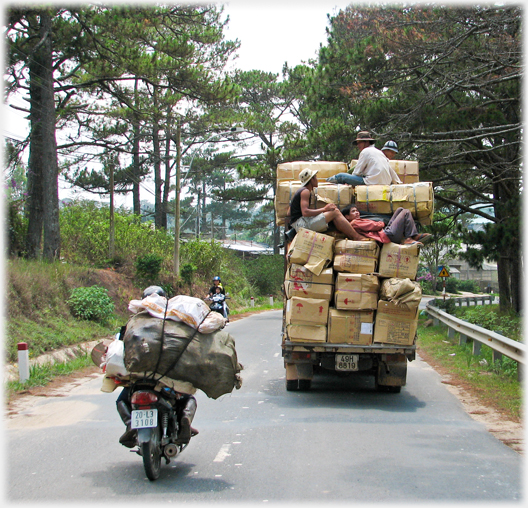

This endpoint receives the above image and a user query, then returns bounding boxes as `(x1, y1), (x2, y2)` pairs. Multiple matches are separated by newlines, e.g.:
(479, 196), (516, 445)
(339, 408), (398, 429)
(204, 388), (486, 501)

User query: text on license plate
(131, 409), (158, 429)
(335, 354), (359, 371)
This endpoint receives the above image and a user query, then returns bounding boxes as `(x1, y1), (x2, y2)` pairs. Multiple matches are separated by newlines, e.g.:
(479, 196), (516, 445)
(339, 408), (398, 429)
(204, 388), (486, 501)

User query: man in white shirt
(326, 131), (402, 186)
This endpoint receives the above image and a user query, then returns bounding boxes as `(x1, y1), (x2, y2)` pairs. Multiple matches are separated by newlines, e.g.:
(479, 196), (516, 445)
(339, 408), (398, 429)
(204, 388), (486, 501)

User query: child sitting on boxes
(340, 205), (432, 246)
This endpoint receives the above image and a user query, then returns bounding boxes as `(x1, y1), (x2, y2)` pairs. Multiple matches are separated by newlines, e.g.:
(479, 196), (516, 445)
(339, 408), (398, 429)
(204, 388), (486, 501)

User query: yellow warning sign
(438, 267), (450, 278)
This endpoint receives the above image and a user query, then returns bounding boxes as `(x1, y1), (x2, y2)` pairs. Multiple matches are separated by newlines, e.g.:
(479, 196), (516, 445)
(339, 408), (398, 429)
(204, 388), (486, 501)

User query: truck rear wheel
(286, 379), (298, 391)
(298, 379), (312, 391)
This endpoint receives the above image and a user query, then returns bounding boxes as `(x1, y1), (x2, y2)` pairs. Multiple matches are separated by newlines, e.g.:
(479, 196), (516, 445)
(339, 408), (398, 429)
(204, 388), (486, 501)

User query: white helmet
(382, 140), (398, 153)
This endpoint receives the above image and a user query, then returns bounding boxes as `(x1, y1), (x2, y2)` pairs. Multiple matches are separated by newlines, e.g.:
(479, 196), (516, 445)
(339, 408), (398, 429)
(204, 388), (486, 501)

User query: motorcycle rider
(116, 285), (199, 448)
(207, 276), (229, 321)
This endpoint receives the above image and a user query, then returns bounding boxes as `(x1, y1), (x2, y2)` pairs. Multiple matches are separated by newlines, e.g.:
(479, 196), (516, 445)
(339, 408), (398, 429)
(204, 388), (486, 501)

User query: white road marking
(213, 444), (232, 462)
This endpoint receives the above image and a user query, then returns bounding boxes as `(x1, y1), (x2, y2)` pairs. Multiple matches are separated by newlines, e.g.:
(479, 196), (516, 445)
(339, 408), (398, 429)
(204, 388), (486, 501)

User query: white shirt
(352, 145), (402, 185)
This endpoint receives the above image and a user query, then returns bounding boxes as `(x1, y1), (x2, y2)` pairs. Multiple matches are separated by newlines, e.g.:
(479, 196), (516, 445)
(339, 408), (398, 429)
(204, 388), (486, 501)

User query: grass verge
(5, 353), (94, 399)
(417, 316), (522, 421)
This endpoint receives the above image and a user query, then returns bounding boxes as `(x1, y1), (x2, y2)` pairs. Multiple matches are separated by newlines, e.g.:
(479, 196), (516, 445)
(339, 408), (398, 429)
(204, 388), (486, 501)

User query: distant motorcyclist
(115, 285), (199, 448)
(207, 276), (225, 297)
(206, 276), (229, 321)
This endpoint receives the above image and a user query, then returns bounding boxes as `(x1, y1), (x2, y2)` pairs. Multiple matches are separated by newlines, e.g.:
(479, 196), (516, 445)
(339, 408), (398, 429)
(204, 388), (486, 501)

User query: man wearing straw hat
(327, 131), (401, 186)
(287, 168), (369, 241)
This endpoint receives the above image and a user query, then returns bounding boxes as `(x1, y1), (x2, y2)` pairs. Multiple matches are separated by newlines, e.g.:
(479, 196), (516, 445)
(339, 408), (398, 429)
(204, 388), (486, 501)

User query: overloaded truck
(275, 160), (434, 392)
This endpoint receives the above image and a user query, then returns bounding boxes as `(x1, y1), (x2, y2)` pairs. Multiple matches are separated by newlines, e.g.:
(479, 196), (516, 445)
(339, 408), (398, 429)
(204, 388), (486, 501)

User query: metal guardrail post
(459, 333), (467, 345)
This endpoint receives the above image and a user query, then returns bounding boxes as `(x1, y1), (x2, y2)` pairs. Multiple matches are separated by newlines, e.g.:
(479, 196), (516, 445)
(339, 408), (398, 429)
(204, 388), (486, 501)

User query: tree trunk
(132, 79), (141, 215)
(152, 114), (162, 229)
(162, 116), (172, 230)
(25, 11), (60, 260)
(39, 12), (60, 261)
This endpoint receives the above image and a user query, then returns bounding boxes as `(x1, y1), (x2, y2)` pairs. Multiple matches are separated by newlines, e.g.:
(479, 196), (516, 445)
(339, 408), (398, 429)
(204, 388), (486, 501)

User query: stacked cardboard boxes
(274, 159), (433, 226)
(284, 228), (422, 346)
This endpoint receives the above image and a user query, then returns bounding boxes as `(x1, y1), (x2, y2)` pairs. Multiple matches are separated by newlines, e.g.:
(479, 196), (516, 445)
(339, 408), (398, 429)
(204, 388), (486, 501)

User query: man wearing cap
(381, 140), (398, 160)
(287, 168), (369, 241)
(326, 131), (401, 186)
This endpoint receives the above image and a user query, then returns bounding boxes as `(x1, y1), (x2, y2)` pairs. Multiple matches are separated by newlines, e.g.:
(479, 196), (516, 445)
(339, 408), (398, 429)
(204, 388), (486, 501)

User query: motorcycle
(205, 292), (230, 321)
(122, 379), (196, 481)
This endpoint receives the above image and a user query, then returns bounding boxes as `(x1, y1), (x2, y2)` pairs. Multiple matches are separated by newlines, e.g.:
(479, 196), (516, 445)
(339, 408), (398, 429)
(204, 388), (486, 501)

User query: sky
(223, 0), (351, 74)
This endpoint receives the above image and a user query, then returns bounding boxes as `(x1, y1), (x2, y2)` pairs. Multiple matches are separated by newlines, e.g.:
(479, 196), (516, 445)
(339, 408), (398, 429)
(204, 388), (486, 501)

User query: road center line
(213, 443), (232, 462)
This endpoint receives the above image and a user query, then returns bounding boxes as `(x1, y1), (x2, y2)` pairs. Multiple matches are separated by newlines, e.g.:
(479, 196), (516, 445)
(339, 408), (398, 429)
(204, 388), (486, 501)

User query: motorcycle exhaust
(164, 444), (179, 457)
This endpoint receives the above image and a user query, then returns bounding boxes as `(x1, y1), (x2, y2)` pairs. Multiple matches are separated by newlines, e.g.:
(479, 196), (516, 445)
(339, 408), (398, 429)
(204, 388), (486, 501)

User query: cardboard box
(334, 273), (379, 310)
(284, 265), (334, 300)
(354, 182), (434, 225)
(327, 308), (374, 345)
(378, 242), (420, 280)
(286, 323), (327, 343)
(333, 239), (379, 274)
(275, 180), (303, 225)
(287, 264), (334, 285)
(286, 297), (329, 326)
(350, 159), (420, 185)
(287, 228), (335, 276)
(373, 300), (419, 346)
(312, 183), (354, 209)
(277, 161), (348, 181)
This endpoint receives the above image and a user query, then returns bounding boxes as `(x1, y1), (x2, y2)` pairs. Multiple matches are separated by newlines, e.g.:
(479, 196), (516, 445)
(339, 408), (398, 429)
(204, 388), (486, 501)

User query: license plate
(335, 354), (359, 371)
(131, 409), (158, 429)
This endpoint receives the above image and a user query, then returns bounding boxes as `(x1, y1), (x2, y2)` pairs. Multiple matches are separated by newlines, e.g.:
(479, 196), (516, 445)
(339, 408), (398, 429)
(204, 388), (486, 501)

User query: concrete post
(17, 342), (30, 382)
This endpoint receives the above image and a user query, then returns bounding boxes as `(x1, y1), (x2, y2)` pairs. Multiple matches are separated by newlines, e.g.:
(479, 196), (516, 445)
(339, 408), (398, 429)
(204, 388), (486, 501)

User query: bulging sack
(123, 312), (242, 399)
(128, 294), (225, 333)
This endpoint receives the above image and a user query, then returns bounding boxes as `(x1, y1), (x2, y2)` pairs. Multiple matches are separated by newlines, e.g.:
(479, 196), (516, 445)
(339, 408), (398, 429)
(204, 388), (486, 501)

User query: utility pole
(108, 158), (115, 259)
(173, 121), (182, 275)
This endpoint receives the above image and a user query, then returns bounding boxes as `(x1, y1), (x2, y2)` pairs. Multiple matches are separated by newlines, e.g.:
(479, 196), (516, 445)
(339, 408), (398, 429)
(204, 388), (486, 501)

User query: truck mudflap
(376, 353), (408, 387)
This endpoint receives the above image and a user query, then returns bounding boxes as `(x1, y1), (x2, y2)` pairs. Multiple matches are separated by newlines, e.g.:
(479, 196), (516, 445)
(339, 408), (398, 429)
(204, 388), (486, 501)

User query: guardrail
(452, 295), (498, 307)
(425, 298), (524, 381)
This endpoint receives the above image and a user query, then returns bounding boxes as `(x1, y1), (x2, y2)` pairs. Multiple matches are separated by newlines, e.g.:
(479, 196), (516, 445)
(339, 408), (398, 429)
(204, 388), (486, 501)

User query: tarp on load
(123, 312), (242, 399)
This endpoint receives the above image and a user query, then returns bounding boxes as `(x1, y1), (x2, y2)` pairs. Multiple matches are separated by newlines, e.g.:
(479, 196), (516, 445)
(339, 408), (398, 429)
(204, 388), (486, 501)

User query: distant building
(218, 238), (274, 259)
(449, 259), (498, 291)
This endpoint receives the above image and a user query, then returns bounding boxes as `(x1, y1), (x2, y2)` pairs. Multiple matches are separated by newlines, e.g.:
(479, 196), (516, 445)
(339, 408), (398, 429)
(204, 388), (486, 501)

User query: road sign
(438, 266), (450, 278)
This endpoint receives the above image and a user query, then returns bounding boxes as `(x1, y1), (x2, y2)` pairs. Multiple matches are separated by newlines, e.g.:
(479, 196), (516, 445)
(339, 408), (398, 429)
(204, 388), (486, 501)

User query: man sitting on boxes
(326, 131), (402, 186)
(288, 168), (369, 241)
(340, 205), (433, 246)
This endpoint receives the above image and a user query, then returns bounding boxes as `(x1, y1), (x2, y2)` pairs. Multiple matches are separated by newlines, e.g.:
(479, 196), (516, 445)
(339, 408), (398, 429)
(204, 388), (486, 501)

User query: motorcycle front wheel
(141, 425), (162, 481)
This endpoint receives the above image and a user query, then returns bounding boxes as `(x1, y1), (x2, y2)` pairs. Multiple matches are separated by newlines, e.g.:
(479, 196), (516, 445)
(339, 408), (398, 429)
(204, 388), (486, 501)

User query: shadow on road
(264, 372), (426, 414)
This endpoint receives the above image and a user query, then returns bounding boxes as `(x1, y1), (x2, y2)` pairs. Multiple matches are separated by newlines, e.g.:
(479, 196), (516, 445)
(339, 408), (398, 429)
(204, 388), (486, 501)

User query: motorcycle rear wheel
(141, 425), (162, 481)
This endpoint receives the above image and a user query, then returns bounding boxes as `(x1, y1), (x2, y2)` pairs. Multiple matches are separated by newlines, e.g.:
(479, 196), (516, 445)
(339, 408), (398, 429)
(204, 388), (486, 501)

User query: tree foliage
(306, 5), (521, 313)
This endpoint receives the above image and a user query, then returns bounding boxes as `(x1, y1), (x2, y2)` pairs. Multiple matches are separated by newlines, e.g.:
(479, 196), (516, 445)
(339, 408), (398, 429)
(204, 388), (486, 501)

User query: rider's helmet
(142, 285), (167, 299)
(213, 276), (221, 282)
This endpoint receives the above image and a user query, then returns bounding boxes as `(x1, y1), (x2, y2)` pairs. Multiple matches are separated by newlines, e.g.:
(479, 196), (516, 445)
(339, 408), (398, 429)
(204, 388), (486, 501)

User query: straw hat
(299, 168), (318, 187)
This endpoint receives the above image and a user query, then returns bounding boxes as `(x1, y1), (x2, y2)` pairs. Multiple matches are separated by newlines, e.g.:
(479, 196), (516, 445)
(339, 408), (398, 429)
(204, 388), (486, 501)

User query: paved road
(6, 311), (522, 502)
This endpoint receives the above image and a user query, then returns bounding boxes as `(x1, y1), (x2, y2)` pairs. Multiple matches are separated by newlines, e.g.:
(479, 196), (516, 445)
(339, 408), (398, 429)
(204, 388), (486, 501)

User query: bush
(444, 277), (459, 293)
(180, 263), (197, 286)
(242, 254), (284, 296)
(67, 285), (114, 323)
(59, 201), (173, 267)
(135, 253), (163, 280)
(457, 279), (480, 293)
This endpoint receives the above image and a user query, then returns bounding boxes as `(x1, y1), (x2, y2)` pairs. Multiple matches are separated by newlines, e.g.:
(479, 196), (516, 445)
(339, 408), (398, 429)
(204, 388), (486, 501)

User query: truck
(276, 159), (427, 393)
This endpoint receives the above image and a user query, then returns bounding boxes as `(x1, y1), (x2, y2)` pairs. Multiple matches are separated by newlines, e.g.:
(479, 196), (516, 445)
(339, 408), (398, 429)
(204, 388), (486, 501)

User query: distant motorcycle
(205, 293), (230, 321)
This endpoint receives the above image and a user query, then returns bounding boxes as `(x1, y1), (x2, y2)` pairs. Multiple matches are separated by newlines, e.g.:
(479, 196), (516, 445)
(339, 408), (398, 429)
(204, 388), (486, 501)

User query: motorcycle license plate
(335, 354), (359, 371)
(131, 409), (158, 429)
